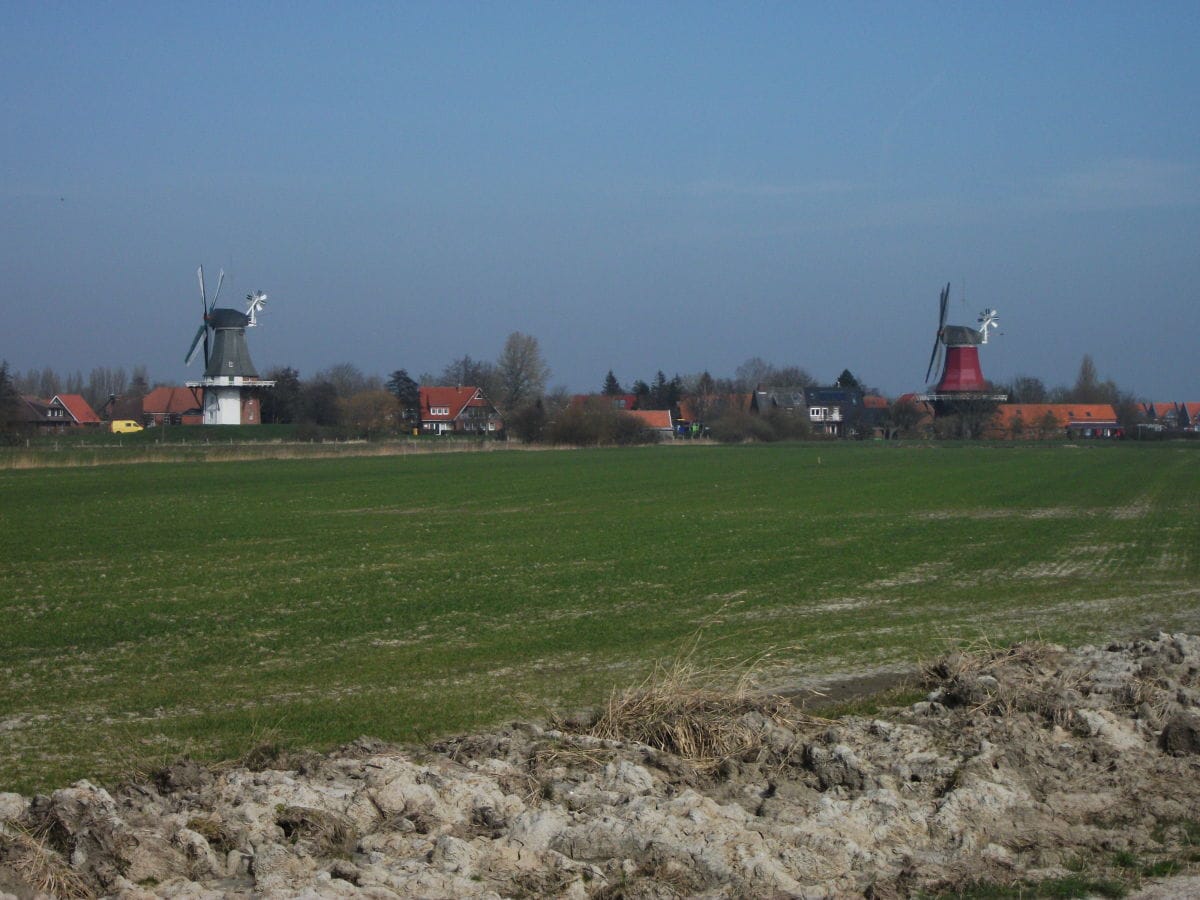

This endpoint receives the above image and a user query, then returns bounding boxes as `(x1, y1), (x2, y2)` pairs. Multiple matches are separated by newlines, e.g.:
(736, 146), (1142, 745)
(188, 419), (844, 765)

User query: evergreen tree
(602, 370), (623, 395)
(261, 366), (302, 424)
(647, 371), (670, 409)
(835, 369), (861, 389)
(386, 369), (421, 424)
(0, 360), (20, 438)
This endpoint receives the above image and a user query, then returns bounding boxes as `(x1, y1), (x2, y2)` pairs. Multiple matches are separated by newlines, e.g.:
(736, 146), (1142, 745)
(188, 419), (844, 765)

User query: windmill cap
(207, 308), (251, 328)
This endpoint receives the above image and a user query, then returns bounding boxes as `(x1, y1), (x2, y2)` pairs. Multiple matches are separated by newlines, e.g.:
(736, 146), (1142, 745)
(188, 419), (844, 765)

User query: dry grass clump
(578, 642), (815, 774)
(0, 825), (93, 899)
(921, 637), (1081, 725)
(1120, 672), (1175, 725)
(274, 806), (355, 857)
(185, 814), (235, 854)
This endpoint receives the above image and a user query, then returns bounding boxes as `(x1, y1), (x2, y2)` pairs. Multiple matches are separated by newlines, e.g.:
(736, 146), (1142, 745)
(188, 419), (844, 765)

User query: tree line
(4, 364), (154, 413)
(259, 332), (552, 437)
(0, 344), (1154, 445)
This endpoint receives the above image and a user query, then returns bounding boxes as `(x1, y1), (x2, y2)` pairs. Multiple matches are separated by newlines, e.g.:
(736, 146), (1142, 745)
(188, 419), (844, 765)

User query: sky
(2, 2), (1198, 399)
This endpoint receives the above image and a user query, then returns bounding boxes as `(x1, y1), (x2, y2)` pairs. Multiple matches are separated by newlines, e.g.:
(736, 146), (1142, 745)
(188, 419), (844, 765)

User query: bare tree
(1068, 354), (1120, 404)
(1071, 355), (1103, 403)
(85, 367), (128, 410)
(1008, 375), (1047, 404)
(37, 367), (61, 398)
(340, 390), (398, 437)
(684, 371), (719, 424)
(885, 398), (924, 439)
(495, 332), (550, 410)
(314, 363), (379, 397)
(734, 357), (773, 391)
(129, 365), (150, 399)
(733, 358), (814, 392)
(440, 355), (499, 399)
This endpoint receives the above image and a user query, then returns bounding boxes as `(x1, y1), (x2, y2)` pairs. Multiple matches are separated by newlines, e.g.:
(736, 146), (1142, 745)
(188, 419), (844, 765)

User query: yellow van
(110, 420), (144, 434)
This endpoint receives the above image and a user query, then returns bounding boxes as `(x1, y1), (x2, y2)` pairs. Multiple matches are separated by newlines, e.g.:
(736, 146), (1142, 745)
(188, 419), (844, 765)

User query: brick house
(141, 387), (205, 426)
(989, 404), (1121, 439)
(419, 386), (502, 435)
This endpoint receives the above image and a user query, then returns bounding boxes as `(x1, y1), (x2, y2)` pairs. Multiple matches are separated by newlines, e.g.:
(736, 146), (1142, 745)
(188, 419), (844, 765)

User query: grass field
(1, 442), (1197, 794)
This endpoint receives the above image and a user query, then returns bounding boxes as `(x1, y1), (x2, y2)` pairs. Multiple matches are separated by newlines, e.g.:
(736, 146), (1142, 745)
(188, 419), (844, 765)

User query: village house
(140, 387), (205, 427)
(419, 386), (502, 435)
(15, 393), (101, 431)
(988, 404), (1121, 439)
(1140, 402), (1200, 432)
(752, 385), (872, 437)
(624, 408), (675, 438)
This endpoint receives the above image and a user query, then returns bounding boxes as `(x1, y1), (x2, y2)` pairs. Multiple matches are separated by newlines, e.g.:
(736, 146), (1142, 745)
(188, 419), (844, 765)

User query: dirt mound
(3, 633), (1200, 898)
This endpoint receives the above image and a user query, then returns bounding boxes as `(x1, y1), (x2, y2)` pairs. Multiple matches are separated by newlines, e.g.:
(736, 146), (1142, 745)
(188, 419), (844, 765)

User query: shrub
(764, 409), (812, 441)
(544, 403), (656, 446)
(506, 402), (547, 442)
(708, 410), (775, 443)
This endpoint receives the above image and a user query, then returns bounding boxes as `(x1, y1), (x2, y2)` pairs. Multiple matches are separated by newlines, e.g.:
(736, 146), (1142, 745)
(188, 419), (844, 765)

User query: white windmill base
(205, 386), (245, 425)
(187, 378), (275, 425)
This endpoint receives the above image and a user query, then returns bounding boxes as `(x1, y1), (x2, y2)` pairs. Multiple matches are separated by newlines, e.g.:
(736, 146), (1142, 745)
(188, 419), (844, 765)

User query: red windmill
(924, 283), (1001, 396)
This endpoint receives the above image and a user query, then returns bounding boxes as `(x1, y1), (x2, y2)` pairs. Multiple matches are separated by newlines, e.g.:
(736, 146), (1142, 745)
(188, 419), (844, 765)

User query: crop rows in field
(1, 442), (1197, 792)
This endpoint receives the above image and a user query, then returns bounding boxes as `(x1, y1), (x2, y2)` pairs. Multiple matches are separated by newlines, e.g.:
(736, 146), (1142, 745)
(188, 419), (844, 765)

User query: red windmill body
(924, 283), (1002, 398)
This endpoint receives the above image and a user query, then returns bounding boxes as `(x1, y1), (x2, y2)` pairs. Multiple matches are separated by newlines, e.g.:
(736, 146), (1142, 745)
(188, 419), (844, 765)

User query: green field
(1, 442), (1197, 794)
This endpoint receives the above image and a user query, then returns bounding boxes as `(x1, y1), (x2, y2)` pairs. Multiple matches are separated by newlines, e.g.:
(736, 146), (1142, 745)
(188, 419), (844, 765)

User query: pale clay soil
(3, 632), (1200, 899)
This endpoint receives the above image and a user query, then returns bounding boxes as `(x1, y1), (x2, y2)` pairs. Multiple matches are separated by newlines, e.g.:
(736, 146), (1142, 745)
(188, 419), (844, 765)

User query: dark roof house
(15, 394), (101, 430)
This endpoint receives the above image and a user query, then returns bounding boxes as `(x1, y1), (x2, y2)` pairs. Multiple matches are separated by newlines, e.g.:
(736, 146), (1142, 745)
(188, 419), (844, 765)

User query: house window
(431, 406), (449, 416)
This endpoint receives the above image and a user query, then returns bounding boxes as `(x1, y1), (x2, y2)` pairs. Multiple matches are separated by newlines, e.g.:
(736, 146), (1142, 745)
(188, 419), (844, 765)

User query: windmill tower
(184, 267), (275, 425)
(920, 282), (1006, 402)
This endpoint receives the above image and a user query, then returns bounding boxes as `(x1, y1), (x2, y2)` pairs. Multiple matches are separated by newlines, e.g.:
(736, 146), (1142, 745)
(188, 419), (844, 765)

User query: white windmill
(184, 266), (276, 425)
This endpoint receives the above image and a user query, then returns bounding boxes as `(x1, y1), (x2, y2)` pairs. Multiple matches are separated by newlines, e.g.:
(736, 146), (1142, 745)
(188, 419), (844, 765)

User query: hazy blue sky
(3, 2), (1198, 398)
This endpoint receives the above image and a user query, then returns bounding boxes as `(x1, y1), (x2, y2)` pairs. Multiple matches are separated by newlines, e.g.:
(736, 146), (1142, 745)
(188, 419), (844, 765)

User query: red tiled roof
(993, 404), (1118, 430)
(626, 409), (673, 430)
(50, 394), (101, 424)
(1144, 402), (1200, 421)
(142, 387), (203, 415)
(419, 386), (494, 422)
(863, 395), (888, 409)
(571, 394), (638, 410)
